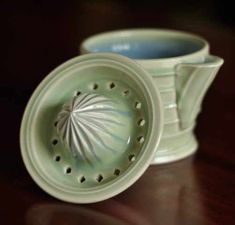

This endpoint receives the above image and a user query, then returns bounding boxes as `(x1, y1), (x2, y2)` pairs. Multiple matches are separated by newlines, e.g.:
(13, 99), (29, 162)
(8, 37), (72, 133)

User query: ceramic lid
(20, 53), (163, 203)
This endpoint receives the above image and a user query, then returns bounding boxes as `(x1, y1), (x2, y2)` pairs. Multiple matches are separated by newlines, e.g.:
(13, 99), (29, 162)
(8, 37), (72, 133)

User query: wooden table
(1, 1), (235, 224)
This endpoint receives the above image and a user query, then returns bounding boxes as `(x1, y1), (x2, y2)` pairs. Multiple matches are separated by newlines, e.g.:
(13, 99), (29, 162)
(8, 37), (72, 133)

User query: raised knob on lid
(56, 93), (132, 164)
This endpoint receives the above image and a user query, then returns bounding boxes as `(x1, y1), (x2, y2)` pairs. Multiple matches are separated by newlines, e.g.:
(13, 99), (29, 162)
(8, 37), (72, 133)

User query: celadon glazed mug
(80, 29), (224, 164)
(20, 29), (224, 203)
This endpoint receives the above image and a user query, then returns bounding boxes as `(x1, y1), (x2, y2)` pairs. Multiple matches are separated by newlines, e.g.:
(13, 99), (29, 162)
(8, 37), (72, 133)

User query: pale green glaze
(20, 53), (163, 203)
(80, 29), (224, 164)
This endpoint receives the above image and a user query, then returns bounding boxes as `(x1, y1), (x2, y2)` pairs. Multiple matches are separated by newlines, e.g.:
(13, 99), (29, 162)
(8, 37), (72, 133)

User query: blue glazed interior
(87, 38), (204, 59)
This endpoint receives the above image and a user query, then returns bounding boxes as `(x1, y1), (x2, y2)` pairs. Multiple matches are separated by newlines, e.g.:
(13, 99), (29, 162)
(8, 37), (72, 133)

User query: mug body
(80, 29), (210, 164)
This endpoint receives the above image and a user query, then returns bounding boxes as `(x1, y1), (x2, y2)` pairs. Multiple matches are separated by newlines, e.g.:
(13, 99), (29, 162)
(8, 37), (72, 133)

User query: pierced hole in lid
(54, 121), (58, 127)
(123, 90), (130, 95)
(135, 102), (141, 109)
(76, 91), (81, 96)
(65, 167), (72, 174)
(128, 154), (136, 162)
(93, 83), (98, 90)
(109, 82), (115, 89)
(52, 139), (58, 145)
(137, 136), (145, 143)
(114, 169), (120, 176)
(97, 174), (103, 183)
(80, 176), (86, 183)
(54, 155), (61, 162)
(138, 118), (145, 126)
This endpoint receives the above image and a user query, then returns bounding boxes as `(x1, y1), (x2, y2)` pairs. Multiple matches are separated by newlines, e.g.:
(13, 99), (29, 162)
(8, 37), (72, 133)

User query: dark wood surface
(1, 1), (235, 225)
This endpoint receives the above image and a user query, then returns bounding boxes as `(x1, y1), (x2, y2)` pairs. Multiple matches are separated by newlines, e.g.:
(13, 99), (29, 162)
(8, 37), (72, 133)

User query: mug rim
(80, 28), (209, 62)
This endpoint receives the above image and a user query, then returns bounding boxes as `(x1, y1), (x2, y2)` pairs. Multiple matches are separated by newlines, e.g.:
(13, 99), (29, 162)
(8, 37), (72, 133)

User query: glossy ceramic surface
(20, 53), (163, 203)
(80, 29), (224, 164)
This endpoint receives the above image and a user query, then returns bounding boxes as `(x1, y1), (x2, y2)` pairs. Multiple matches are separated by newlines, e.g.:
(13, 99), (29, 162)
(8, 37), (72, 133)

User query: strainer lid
(20, 53), (163, 203)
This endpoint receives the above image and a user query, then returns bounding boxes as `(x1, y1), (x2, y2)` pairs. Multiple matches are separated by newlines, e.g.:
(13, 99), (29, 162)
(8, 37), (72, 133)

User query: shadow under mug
(80, 29), (224, 164)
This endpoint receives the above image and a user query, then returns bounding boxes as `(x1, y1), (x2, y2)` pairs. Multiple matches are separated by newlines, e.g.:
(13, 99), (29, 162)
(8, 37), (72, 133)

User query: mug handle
(175, 55), (224, 130)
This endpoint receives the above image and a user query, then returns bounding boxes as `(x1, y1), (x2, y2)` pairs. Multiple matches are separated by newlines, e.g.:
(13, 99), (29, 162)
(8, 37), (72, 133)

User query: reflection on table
(26, 156), (206, 225)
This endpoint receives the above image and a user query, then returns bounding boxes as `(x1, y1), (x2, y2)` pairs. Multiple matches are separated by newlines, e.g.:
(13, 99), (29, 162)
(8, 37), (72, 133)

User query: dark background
(1, 1), (235, 225)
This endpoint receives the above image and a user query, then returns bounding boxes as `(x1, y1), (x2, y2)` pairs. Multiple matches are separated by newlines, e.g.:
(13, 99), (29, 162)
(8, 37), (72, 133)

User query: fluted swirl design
(56, 93), (131, 163)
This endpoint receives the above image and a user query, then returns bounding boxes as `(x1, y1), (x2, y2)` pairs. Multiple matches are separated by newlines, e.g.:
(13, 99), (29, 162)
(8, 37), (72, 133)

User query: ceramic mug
(80, 29), (224, 164)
